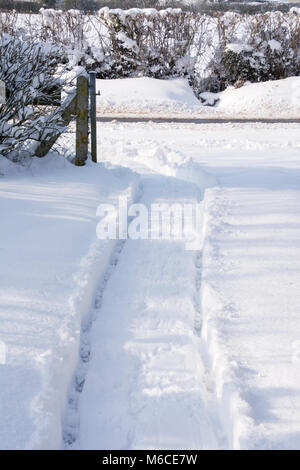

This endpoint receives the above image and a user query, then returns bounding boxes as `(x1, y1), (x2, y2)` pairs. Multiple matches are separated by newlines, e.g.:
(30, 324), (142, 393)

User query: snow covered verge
(96, 77), (217, 117)
(215, 77), (300, 119)
(0, 154), (140, 449)
(97, 76), (300, 119)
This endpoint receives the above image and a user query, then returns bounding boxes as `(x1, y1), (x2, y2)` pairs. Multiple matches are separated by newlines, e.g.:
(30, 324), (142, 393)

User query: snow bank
(217, 77), (300, 118)
(201, 184), (300, 449)
(97, 77), (300, 119)
(96, 77), (217, 117)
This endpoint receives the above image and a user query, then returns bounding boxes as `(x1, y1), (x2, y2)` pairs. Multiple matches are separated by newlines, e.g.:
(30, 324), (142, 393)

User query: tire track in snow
(74, 174), (227, 449)
(192, 248), (229, 448)
(62, 182), (144, 448)
(63, 144), (228, 449)
(193, 251), (203, 336)
(63, 239), (128, 448)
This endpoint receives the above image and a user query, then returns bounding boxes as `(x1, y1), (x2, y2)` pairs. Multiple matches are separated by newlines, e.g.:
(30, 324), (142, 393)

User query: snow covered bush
(2, 7), (300, 101)
(95, 7), (201, 79)
(39, 8), (85, 50)
(222, 40), (291, 86)
(0, 34), (72, 161)
(0, 10), (18, 37)
(205, 10), (300, 91)
(22, 9), (108, 71)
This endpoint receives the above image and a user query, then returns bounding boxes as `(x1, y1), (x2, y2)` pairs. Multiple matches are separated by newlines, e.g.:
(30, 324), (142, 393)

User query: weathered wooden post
(75, 75), (89, 166)
(0, 80), (5, 105)
(89, 71), (97, 163)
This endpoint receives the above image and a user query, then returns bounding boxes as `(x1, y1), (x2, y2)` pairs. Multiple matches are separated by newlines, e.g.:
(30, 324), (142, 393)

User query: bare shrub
(0, 34), (75, 161)
(0, 10), (18, 36)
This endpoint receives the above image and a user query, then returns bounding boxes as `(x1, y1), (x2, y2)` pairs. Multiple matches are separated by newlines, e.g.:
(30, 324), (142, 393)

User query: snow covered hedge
(95, 7), (300, 91)
(2, 7), (300, 100)
(94, 7), (202, 79)
(9, 8), (202, 80)
(206, 10), (300, 91)
(0, 34), (71, 161)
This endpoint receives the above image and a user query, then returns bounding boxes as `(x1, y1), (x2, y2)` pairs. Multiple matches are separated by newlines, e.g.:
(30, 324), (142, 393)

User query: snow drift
(217, 77), (300, 118)
(96, 77), (217, 117)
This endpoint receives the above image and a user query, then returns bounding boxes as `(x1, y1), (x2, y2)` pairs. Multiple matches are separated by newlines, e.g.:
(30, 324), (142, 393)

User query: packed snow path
(66, 174), (227, 450)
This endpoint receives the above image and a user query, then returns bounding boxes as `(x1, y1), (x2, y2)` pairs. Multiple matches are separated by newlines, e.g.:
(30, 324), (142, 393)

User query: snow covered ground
(216, 77), (300, 118)
(0, 154), (140, 449)
(96, 76), (300, 119)
(96, 77), (215, 117)
(1, 78), (300, 450)
(73, 120), (300, 450)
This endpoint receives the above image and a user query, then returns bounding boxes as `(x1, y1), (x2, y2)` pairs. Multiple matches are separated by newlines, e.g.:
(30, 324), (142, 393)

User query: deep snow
(96, 77), (211, 117)
(75, 119), (300, 450)
(1, 77), (300, 449)
(96, 76), (300, 119)
(0, 154), (139, 449)
(217, 77), (300, 118)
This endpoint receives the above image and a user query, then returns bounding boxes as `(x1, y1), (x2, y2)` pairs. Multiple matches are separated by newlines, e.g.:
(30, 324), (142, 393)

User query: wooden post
(0, 80), (5, 104)
(89, 71), (97, 163)
(75, 75), (89, 166)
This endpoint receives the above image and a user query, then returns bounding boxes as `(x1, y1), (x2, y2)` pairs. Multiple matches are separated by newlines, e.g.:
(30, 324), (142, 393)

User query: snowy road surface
(1, 120), (300, 449)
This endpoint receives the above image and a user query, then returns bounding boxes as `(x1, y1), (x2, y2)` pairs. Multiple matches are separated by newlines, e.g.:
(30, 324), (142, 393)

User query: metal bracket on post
(89, 71), (97, 163)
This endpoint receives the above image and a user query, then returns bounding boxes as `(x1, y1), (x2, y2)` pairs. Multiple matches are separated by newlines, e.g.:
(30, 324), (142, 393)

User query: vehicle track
(64, 173), (227, 449)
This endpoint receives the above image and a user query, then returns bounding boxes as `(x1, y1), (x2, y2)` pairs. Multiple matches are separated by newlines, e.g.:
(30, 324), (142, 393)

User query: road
(97, 116), (300, 124)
